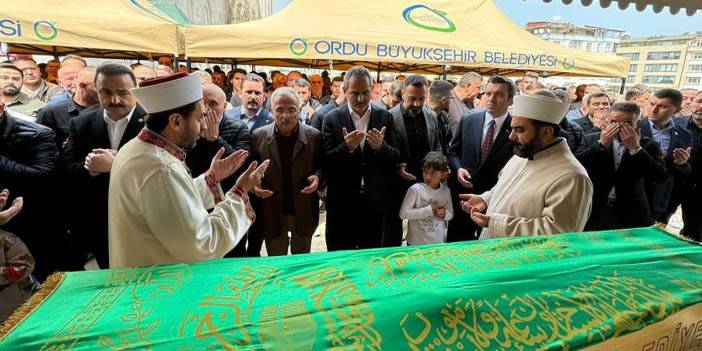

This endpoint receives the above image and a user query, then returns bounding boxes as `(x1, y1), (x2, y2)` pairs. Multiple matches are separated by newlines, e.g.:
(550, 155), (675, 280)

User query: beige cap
(131, 72), (202, 114)
(513, 94), (569, 124)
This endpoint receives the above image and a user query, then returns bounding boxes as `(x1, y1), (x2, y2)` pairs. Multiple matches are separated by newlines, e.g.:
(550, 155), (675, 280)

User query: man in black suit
(322, 66), (400, 251)
(187, 84), (251, 257)
(63, 63), (145, 269)
(639, 88), (693, 225)
(577, 102), (667, 230)
(426, 80), (454, 156)
(673, 91), (702, 240)
(447, 76), (516, 242)
(36, 67), (99, 151)
(383, 75), (442, 247)
(311, 88), (345, 131)
(223, 73), (272, 257)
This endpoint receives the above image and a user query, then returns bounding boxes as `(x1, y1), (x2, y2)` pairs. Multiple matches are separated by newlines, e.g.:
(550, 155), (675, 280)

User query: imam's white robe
(479, 139), (593, 239)
(108, 132), (254, 268)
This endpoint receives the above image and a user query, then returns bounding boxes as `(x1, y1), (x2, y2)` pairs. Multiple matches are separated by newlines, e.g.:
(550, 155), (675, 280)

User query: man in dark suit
(224, 73), (273, 132)
(426, 80), (454, 156)
(322, 66), (401, 251)
(223, 73), (273, 257)
(63, 63), (145, 269)
(311, 89), (345, 131)
(383, 75), (442, 247)
(577, 102), (667, 230)
(639, 88), (693, 225)
(36, 67), (99, 151)
(673, 91), (702, 240)
(251, 87), (322, 255)
(447, 76), (516, 242)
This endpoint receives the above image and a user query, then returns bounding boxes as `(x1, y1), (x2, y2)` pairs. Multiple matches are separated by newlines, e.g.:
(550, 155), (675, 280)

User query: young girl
(399, 151), (453, 245)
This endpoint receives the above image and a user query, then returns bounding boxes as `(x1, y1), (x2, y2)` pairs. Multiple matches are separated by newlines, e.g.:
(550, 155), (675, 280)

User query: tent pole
(186, 57), (192, 72)
(174, 56), (180, 68)
(619, 77), (626, 95)
(442, 65), (448, 80)
(377, 62), (381, 82)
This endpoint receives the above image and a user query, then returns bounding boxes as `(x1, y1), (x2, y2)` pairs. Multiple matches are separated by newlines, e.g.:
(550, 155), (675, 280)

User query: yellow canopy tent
(184, 0), (629, 78)
(0, 0), (182, 59)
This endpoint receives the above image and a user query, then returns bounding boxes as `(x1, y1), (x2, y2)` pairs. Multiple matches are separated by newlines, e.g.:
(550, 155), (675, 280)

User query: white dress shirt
(103, 107), (136, 150)
(481, 111), (508, 146)
(348, 102), (371, 150)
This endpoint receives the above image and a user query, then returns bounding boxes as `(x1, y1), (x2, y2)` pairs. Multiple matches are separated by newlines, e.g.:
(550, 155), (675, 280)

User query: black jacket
(0, 112), (59, 274)
(36, 98), (98, 151)
(573, 116), (600, 135)
(639, 118), (692, 221)
(321, 104), (400, 212)
(311, 99), (339, 131)
(577, 133), (667, 229)
(560, 117), (584, 153)
(448, 110), (514, 194)
(62, 106), (145, 266)
(186, 115), (251, 191)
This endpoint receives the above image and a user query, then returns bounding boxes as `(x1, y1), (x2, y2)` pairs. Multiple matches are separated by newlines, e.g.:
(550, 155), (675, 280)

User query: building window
(627, 76), (636, 83)
(690, 65), (702, 72)
(644, 64), (678, 72)
(641, 76), (675, 84)
(569, 41), (578, 49)
(586, 42), (592, 51)
(686, 77), (701, 84)
(693, 53), (702, 59)
(629, 64), (638, 72)
(646, 51), (681, 60)
(605, 43), (613, 52)
(618, 52), (640, 61)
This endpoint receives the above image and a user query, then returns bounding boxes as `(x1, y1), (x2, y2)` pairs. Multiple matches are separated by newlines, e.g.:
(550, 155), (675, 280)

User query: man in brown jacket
(251, 87), (322, 255)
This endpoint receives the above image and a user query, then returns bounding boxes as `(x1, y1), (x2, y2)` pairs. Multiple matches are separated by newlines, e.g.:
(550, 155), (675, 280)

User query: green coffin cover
(1, 227), (701, 350)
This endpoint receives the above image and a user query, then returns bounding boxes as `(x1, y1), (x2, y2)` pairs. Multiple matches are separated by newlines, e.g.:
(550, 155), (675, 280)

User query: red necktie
(481, 120), (496, 163)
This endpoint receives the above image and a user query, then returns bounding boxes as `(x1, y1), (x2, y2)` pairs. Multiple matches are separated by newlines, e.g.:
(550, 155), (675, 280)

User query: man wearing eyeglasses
(12, 57), (64, 104)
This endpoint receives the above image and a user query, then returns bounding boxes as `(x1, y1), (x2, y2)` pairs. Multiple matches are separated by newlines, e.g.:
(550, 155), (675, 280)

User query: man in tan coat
(251, 87), (322, 255)
(461, 92), (593, 238)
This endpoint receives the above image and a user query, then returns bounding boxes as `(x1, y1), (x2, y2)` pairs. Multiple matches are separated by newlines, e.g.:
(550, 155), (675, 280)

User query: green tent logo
(33, 20), (57, 41)
(563, 57), (576, 70)
(290, 38), (308, 56)
(402, 4), (456, 33)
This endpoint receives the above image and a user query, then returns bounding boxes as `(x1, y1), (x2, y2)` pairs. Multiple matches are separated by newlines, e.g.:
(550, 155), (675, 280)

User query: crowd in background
(0, 53), (701, 320)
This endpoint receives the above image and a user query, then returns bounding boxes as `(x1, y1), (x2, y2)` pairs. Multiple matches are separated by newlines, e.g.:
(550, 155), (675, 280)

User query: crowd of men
(1, 55), (701, 312)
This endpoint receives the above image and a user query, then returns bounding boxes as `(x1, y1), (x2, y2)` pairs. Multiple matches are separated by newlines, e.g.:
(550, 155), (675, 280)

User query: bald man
(37, 66), (99, 150)
(57, 65), (83, 95)
(132, 65), (157, 85)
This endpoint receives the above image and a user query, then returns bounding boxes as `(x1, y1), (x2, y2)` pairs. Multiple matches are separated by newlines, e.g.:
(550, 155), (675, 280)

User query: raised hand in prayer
(253, 185), (274, 199)
(459, 194), (486, 214)
(397, 163), (417, 181)
(208, 148), (248, 184)
(431, 202), (446, 219)
(598, 123), (619, 148)
(0, 189), (23, 226)
(457, 168), (473, 189)
(301, 175), (319, 194)
(470, 210), (490, 228)
(592, 108), (610, 129)
(201, 108), (220, 142)
(619, 124), (640, 151)
(235, 159), (270, 192)
(366, 127), (386, 150)
(342, 127), (365, 152)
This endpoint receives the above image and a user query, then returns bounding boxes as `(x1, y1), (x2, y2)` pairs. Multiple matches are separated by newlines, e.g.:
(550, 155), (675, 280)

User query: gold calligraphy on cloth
(400, 273), (683, 351)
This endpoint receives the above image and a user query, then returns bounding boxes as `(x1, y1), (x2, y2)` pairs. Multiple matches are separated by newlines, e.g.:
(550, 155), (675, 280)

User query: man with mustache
(460, 93), (593, 238)
(0, 64), (46, 121)
(384, 75), (442, 247)
(109, 72), (269, 267)
(673, 90), (702, 241)
(250, 87), (322, 256)
(63, 63), (146, 269)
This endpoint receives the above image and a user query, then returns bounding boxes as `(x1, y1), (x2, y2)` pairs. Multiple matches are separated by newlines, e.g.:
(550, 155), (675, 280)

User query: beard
(178, 128), (199, 150)
(513, 138), (540, 159)
(3, 85), (20, 97)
